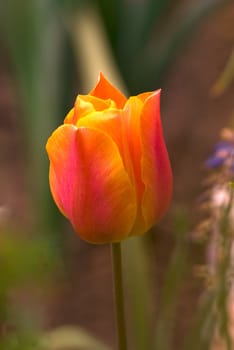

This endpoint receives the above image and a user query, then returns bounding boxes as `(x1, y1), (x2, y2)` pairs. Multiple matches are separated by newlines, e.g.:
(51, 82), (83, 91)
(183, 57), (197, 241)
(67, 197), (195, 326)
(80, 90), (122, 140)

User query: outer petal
(46, 124), (137, 243)
(123, 96), (144, 197)
(121, 97), (146, 236)
(90, 72), (127, 108)
(46, 124), (78, 217)
(140, 90), (172, 231)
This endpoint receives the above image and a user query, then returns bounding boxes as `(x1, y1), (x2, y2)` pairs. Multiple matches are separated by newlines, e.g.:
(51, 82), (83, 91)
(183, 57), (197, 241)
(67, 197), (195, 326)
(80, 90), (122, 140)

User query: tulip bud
(46, 73), (172, 243)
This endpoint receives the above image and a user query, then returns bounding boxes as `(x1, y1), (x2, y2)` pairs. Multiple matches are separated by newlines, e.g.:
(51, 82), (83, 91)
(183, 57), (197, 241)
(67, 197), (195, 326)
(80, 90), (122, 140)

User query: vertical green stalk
(111, 242), (127, 350)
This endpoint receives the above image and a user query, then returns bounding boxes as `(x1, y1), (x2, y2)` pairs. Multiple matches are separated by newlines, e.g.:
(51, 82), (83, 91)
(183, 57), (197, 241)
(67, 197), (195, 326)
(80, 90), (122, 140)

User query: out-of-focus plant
(41, 326), (111, 350)
(211, 48), (234, 97)
(53, 0), (228, 92)
(0, 232), (55, 350)
(0, 0), (66, 231)
(190, 127), (234, 350)
(154, 210), (190, 350)
(95, 0), (228, 92)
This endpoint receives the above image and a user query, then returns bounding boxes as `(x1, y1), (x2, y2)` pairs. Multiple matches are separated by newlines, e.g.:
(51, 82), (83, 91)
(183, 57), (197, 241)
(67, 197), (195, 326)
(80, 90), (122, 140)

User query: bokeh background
(0, 0), (234, 349)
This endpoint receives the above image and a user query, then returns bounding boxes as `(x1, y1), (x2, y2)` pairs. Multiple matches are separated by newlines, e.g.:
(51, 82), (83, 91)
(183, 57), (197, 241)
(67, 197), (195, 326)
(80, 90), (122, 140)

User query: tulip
(46, 73), (172, 243)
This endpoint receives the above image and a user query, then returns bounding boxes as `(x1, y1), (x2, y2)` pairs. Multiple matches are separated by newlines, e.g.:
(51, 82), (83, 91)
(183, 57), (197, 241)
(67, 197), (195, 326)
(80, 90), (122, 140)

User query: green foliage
(154, 210), (190, 350)
(0, 331), (40, 350)
(0, 233), (54, 289)
(0, 231), (57, 350)
(211, 48), (234, 96)
(0, 0), (64, 230)
(95, 0), (228, 92)
(122, 236), (153, 350)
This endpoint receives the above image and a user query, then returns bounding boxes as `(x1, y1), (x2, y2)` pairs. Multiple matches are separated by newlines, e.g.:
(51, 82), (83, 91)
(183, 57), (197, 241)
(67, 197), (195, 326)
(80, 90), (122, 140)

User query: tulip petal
(65, 96), (117, 125)
(46, 124), (137, 243)
(46, 124), (78, 218)
(90, 72), (127, 108)
(123, 96), (144, 196)
(77, 95), (116, 112)
(137, 91), (155, 103)
(64, 107), (80, 125)
(77, 109), (129, 172)
(140, 91), (172, 230)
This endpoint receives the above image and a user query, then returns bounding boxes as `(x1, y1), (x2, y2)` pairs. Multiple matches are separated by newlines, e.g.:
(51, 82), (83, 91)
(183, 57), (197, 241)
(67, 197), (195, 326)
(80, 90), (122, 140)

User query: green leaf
(122, 236), (153, 350)
(0, 0), (65, 230)
(181, 292), (216, 350)
(154, 209), (190, 350)
(0, 232), (55, 288)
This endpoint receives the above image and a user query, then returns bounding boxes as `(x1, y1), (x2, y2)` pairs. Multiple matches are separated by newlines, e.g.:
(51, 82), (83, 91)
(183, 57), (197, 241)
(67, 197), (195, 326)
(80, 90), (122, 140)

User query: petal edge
(141, 91), (173, 230)
(90, 72), (127, 108)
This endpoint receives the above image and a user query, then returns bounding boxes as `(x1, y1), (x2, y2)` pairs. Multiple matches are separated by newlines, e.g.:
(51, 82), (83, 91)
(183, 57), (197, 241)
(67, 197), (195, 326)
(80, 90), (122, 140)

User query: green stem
(111, 242), (128, 350)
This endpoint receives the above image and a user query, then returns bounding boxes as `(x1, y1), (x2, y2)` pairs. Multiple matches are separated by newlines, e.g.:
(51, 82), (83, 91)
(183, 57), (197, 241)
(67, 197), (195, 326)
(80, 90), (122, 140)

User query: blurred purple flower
(206, 141), (234, 172)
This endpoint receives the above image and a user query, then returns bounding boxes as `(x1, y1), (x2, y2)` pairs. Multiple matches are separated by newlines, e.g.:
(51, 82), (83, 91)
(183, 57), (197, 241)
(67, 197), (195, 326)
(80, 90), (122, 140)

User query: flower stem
(111, 242), (127, 350)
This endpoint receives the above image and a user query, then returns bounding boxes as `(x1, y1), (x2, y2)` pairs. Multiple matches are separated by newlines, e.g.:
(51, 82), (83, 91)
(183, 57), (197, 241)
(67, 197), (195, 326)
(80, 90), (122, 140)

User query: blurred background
(0, 0), (234, 349)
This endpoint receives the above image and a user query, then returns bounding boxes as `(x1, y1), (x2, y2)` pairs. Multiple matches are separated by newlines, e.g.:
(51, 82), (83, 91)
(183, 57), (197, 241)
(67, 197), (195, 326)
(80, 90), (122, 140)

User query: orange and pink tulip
(46, 73), (172, 243)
